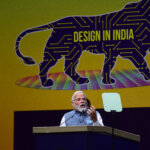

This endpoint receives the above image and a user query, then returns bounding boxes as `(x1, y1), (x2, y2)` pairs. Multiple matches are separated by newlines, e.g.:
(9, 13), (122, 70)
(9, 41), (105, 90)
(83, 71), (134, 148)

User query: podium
(33, 126), (140, 150)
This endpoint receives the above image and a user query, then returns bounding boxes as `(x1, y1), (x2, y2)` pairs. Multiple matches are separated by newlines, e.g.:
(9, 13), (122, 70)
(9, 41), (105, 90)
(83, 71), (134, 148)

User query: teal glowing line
(85, 71), (92, 89)
(94, 71), (103, 89)
(51, 74), (62, 90)
(30, 78), (40, 88)
(112, 71), (127, 87)
(21, 77), (33, 87)
(89, 70), (100, 89)
(128, 70), (143, 79)
(75, 84), (81, 90)
(63, 77), (70, 90)
(120, 70), (139, 86)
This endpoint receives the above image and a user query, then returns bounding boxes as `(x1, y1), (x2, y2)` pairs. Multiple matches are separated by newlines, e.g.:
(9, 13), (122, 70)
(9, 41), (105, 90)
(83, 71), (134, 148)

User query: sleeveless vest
(64, 110), (93, 126)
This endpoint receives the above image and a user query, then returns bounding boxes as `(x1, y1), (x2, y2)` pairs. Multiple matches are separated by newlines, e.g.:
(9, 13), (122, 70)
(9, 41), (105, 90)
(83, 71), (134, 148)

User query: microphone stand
(60, 113), (75, 126)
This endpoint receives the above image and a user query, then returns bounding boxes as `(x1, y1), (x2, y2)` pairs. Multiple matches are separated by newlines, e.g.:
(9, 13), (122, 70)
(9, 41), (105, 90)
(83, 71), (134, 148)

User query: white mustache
(74, 103), (87, 112)
(79, 103), (86, 107)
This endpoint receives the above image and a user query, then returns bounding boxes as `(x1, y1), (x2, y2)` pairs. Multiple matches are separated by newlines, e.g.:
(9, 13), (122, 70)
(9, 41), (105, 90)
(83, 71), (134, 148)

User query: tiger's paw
(143, 76), (150, 80)
(102, 77), (115, 84)
(41, 79), (54, 87)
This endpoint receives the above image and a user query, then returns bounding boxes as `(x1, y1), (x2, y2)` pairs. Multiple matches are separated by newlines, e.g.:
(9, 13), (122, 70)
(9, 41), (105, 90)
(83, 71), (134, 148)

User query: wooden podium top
(33, 126), (140, 142)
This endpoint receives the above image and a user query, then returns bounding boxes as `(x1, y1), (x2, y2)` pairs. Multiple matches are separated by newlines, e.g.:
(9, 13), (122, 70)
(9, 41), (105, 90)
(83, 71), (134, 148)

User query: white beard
(74, 104), (87, 112)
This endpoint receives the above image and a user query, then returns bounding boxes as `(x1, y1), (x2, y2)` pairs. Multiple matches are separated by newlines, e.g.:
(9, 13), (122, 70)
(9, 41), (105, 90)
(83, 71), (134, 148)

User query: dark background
(14, 108), (150, 150)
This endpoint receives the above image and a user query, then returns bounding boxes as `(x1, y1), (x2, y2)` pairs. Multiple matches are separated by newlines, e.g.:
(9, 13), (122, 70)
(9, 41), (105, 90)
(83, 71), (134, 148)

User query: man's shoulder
(64, 110), (75, 116)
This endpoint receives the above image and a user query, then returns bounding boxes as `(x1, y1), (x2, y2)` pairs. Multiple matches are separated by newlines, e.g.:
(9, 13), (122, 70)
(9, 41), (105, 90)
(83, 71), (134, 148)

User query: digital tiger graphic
(15, 0), (150, 87)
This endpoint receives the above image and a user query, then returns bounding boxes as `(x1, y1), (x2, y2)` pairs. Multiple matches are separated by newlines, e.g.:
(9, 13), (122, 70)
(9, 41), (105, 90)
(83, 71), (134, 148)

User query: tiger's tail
(15, 23), (52, 65)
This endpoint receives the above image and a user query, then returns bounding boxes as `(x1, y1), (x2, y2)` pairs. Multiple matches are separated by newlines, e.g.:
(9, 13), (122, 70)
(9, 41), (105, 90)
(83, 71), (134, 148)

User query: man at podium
(60, 90), (104, 126)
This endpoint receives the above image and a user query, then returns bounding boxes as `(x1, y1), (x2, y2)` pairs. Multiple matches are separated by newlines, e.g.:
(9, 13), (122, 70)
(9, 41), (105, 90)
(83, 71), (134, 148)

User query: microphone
(60, 113), (76, 126)
(86, 98), (91, 108)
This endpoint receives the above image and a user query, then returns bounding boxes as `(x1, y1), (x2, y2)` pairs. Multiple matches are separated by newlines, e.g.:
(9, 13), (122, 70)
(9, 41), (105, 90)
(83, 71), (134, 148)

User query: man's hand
(87, 105), (97, 122)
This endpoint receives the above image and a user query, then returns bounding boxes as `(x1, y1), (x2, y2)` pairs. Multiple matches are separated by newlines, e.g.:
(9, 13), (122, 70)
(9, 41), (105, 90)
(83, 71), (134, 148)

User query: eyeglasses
(74, 97), (87, 101)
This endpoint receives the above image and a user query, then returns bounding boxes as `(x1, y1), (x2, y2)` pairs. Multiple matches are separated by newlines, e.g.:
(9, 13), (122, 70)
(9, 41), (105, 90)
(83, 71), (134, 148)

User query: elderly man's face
(72, 92), (87, 112)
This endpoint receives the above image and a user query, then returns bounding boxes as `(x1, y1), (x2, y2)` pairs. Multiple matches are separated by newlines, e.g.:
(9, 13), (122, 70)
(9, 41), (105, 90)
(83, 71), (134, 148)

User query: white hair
(71, 90), (86, 101)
